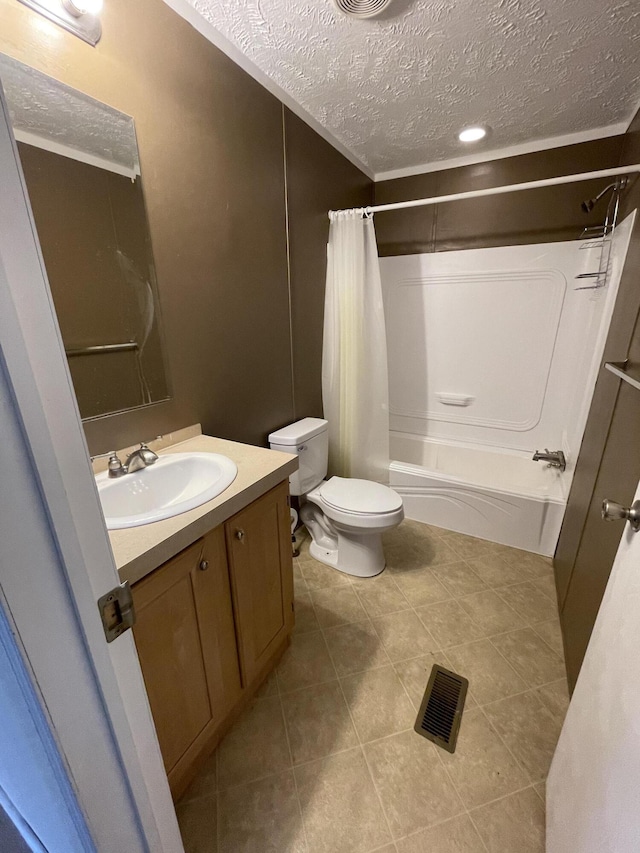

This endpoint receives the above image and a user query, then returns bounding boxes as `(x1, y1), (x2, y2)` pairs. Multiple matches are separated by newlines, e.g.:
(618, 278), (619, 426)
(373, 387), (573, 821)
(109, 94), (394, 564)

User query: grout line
(427, 711), (489, 852)
(320, 625), (397, 847)
(467, 780), (546, 815)
(477, 701), (540, 787)
(278, 685), (311, 852)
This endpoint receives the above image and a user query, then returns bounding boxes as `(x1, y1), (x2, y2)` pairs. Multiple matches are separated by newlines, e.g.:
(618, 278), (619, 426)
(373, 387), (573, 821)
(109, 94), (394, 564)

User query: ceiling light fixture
(17, 0), (102, 45)
(458, 126), (488, 143)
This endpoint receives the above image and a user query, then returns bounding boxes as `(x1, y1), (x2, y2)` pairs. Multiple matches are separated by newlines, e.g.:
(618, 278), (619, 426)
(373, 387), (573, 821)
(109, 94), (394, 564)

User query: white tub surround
(381, 213), (635, 555)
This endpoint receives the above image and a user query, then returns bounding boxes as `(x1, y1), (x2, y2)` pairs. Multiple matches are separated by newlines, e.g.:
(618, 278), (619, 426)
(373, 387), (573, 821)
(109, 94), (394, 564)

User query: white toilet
(269, 417), (404, 578)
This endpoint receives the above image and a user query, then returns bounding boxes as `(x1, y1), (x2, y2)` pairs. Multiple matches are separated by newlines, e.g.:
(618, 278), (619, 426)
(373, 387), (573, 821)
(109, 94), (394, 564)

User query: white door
(0, 76), (183, 850)
(547, 478), (640, 851)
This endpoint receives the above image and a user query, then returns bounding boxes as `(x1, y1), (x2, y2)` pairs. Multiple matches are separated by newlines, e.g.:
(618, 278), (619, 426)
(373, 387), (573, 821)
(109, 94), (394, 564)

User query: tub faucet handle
(532, 449), (566, 473)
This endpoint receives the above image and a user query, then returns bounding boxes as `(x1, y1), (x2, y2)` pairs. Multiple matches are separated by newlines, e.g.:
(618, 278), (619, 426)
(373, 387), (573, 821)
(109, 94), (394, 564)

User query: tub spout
(533, 449), (566, 472)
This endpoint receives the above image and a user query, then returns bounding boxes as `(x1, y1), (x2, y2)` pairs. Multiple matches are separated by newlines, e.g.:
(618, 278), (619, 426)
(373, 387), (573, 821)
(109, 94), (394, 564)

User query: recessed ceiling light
(458, 126), (487, 143)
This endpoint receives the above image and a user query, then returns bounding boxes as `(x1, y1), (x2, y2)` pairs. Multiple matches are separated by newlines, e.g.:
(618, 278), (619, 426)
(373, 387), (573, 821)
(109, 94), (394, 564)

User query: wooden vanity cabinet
(226, 480), (294, 685)
(131, 526), (241, 787)
(131, 480), (293, 798)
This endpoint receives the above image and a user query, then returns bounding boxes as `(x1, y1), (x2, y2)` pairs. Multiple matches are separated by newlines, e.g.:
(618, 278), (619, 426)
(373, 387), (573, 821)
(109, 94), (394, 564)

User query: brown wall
(0, 0), (371, 453)
(375, 138), (625, 256)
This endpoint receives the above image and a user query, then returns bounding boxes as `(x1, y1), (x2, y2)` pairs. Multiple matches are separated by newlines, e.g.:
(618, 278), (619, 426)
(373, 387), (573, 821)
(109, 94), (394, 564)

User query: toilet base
(308, 536), (386, 578)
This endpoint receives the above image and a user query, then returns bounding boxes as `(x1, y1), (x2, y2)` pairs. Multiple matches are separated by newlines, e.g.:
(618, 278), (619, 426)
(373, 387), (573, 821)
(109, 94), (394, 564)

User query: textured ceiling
(186, 0), (640, 175)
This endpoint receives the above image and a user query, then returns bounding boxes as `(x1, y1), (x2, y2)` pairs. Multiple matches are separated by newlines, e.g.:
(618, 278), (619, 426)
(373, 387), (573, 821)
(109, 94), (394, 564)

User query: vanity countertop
(109, 434), (298, 586)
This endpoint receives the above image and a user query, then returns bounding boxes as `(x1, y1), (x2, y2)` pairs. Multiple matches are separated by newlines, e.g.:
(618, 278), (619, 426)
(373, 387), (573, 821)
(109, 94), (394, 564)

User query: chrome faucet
(92, 442), (159, 478)
(532, 449), (566, 472)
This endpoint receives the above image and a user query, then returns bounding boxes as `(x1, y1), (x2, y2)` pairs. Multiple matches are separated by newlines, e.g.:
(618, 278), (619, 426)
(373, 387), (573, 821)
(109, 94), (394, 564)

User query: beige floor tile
(536, 678), (570, 723)
(352, 574), (412, 617)
(277, 631), (336, 694)
(393, 652), (455, 710)
(458, 590), (522, 636)
(534, 781), (546, 802)
(256, 669), (279, 698)
(396, 814), (485, 853)
(440, 531), (500, 560)
(532, 619), (564, 658)
(324, 619), (391, 676)
(217, 696), (291, 789)
(433, 561), (488, 598)
(497, 582), (558, 626)
(387, 536), (461, 573)
(498, 549), (553, 581)
(494, 629), (565, 687)
(295, 748), (391, 853)
(483, 691), (563, 782)
(281, 681), (358, 765)
(299, 558), (351, 590)
(465, 554), (526, 589)
(311, 585), (369, 628)
(181, 749), (217, 802)
(340, 666), (415, 742)
(416, 599), (486, 648)
(371, 610), (438, 662)
(364, 730), (463, 839)
(218, 770), (306, 853)
(293, 592), (320, 635)
(471, 786), (545, 853)
(446, 639), (527, 706)
(293, 560), (308, 594)
(384, 519), (446, 549)
(412, 536), (462, 569)
(531, 573), (557, 601)
(177, 795), (217, 853)
(392, 567), (452, 607)
(439, 709), (529, 809)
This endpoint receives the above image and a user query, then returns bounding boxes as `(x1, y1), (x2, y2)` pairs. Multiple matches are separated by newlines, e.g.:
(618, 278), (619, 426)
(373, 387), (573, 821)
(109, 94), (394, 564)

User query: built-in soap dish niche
(436, 393), (475, 407)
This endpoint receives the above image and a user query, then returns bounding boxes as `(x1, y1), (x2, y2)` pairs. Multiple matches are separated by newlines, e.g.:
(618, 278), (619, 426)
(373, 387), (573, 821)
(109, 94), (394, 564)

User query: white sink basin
(96, 452), (238, 529)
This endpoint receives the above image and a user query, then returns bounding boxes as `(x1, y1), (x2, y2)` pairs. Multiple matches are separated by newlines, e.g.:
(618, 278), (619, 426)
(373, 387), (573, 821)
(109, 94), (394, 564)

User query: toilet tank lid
(268, 417), (328, 446)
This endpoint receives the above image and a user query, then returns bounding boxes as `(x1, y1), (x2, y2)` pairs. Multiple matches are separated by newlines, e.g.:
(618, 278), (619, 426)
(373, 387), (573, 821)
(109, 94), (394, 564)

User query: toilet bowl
(268, 418), (404, 578)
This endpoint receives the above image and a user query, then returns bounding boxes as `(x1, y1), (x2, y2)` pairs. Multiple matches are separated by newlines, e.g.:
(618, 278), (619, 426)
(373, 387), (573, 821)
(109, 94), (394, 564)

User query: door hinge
(98, 581), (136, 643)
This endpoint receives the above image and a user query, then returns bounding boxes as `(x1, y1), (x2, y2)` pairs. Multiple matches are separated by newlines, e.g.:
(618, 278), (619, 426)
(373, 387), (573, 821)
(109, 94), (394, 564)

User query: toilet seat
(318, 476), (403, 515)
(307, 477), (404, 531)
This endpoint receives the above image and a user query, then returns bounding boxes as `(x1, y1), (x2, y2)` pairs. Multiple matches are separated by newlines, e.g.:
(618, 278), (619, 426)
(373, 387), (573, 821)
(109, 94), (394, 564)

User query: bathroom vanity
(105, 430), (298, 800)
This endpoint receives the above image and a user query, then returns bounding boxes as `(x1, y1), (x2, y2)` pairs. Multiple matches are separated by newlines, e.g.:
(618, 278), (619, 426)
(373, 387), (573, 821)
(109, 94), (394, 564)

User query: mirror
(0, 54), (171, 419)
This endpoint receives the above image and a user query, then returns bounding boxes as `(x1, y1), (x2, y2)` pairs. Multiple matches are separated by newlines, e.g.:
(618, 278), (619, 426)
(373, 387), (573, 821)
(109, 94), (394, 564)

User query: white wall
(380, 214), (634, 472)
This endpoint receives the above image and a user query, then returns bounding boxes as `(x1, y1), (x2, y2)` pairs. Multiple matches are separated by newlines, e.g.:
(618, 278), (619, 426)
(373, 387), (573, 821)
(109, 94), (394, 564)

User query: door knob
(235, 529), (245, 542)
(601, 499), (640, 531)
(199, 560), (209, 571)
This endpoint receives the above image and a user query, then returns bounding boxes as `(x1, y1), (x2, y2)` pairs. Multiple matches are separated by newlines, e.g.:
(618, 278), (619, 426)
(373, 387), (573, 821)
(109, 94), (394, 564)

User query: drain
(414, 665), (468, 753)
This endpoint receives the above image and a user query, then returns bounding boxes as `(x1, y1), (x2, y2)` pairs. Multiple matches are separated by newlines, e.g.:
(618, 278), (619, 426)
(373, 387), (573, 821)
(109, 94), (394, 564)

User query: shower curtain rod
(328, 164), (640, 218)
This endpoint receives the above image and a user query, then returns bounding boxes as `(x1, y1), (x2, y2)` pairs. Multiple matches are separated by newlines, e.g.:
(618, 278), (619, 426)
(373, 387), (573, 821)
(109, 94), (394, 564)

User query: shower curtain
(322, 209), (389, 483)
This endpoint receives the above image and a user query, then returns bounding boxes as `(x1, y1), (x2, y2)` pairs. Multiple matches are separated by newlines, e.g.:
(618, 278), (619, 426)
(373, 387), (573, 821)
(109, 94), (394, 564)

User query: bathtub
(389, 433), (567, 556)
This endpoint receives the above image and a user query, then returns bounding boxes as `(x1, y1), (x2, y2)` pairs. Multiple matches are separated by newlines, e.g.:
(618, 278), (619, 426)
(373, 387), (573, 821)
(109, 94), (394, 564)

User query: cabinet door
(226, 481), (294, 686)
(131, 528), (241, 778)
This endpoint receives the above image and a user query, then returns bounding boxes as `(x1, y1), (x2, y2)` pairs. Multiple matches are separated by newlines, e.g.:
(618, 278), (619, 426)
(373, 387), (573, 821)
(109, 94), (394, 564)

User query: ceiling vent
(333, 0), (393, 18)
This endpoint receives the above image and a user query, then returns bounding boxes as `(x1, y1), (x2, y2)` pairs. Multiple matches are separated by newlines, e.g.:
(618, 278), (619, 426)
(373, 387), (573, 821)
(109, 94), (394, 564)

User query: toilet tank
(268, 418), (328, 496)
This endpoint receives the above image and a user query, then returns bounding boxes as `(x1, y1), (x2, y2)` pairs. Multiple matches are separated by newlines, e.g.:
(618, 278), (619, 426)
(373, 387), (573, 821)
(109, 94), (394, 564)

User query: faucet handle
(138, 442), (159, 465)
(90, 450), (125, 478)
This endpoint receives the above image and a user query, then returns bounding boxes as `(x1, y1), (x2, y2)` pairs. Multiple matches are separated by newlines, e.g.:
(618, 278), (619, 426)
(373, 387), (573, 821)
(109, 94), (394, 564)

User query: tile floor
(177, 520), (569, 852)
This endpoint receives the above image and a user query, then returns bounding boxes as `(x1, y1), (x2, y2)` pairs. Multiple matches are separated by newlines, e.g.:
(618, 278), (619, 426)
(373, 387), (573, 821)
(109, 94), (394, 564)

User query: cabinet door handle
(235, 529), (245, 543)
(199, 560), (209, 571)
